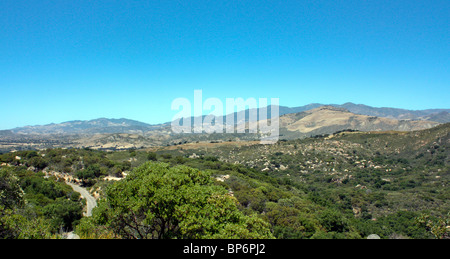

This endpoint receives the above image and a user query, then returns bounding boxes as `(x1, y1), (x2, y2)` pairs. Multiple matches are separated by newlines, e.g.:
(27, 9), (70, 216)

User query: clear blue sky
(1, 0), (449, 129)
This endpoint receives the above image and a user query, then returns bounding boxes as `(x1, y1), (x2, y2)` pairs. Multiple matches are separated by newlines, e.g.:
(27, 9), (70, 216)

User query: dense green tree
(28, 157), (49, 171)
(264, 199), (320, 239)
(147, 152), (158, 161)
(416, 213), (449, 239)
(20, 175), (66, 203)
(78, 162), (274, 239)
(43, 198), (83, 232)
(0, 168), (56, 238)
(0, 168), (24, 209)
(76, 164), (104, 179)
(75, 164), (106, 186)
(319, 208), (349, 233)
(0, 206), (54, 239)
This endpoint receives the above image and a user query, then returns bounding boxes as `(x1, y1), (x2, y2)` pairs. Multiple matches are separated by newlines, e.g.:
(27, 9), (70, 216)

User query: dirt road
(66, 181), (97, 217)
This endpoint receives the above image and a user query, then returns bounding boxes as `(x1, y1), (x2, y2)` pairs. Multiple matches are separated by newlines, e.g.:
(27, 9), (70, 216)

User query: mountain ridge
(0, 103), (447, 152)
(7, 102), (450, 135)
(277, 106), (440, 139)
(10, 117), (156, 135)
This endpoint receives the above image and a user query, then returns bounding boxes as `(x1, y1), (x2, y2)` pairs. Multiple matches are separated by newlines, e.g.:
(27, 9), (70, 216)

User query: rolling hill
(0, 103), (447, 152)
(10, 118), (157, 135)
(277, 106), (440, 139)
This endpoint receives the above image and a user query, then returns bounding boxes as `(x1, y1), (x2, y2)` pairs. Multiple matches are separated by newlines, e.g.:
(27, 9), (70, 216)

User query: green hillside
(1, 124), (448, 239)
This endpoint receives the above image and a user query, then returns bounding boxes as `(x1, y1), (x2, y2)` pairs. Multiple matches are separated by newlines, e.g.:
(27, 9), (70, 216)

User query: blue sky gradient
(1, 0), (449, 129)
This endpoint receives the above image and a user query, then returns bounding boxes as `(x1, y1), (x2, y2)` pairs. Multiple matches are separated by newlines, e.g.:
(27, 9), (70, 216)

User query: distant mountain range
(10, 118), (161, 135)
(1, 102), (448, 152)
(279, 102), (450, 123)
(8, 102), (449, 135)
(330, 102), (450, 123)
(277, 106), (440, 139)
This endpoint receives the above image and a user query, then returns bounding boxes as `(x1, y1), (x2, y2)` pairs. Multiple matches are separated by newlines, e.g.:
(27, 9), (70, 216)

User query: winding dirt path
(66, 181), (97, 217)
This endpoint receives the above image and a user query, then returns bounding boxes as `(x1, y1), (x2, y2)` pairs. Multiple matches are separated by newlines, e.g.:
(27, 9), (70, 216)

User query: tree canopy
(78, 162), (274, 239)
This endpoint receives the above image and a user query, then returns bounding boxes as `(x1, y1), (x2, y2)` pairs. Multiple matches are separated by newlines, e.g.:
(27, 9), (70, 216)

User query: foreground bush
(77, 162), (274, 239)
